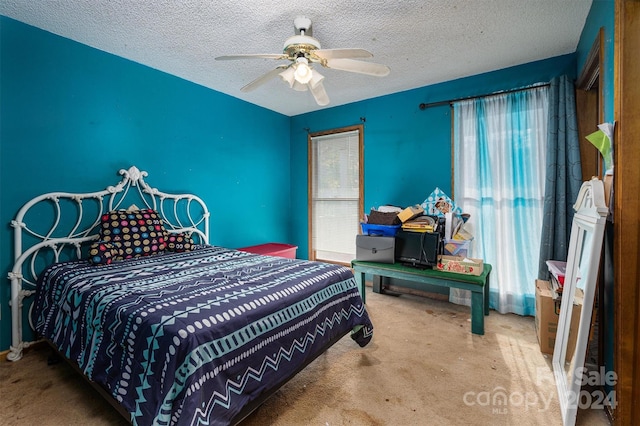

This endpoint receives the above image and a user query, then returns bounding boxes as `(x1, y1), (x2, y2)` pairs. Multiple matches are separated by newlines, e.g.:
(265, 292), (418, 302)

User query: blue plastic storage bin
(361, 223), (401, 237)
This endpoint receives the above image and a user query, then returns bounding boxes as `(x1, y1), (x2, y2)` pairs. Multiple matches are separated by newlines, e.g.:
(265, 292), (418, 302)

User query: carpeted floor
(0, 286), (610, 426)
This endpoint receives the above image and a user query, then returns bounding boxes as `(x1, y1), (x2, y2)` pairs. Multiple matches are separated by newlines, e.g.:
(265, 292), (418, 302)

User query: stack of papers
(546, 260), (567, 299)
(546, 260), (566, 284)
(402, 215), (436, 233)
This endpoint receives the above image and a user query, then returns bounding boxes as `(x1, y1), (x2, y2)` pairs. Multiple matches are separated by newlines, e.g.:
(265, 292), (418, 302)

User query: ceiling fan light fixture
(279, 66), (309, 91)
(309, 79), (330, 106)
(308, 69), (324, 89)
(294, 57), (313, 84)
(292, 80), (309, 92)
(279, 66), (295, 87)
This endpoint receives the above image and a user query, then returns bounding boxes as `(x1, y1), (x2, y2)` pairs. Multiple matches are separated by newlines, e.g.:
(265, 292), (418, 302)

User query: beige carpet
(0, 287), (610, 426)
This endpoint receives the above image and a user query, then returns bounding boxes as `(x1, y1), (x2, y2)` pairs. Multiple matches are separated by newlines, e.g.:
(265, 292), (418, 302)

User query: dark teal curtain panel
(538, 75), (583, 279)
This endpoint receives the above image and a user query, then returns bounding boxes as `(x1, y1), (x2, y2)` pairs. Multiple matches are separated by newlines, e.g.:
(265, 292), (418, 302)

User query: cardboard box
(535, 279), (583, 358)
(435, 255), (483, 276)
(398, 205), (424, 223)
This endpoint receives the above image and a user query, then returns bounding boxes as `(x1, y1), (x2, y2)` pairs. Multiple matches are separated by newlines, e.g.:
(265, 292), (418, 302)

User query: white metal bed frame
(8, 165), (210, 361)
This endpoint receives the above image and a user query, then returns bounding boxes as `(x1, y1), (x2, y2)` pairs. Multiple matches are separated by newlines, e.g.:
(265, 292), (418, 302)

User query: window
(308, 125), (364, 264)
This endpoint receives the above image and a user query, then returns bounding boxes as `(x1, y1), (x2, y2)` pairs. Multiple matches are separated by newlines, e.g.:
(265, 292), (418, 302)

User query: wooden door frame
(613, 0), (640, 424)
(575, 27), (604, 180)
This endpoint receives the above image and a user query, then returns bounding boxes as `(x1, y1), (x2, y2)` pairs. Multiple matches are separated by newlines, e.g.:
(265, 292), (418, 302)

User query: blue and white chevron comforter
(34, 245), (373, 426)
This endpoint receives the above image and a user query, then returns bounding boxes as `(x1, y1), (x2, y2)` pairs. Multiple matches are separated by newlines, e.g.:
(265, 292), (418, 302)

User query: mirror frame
(553, 178), (608, 426)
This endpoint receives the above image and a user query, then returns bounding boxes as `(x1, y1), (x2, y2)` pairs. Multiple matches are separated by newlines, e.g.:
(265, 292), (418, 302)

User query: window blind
(311, 130), (360, 263)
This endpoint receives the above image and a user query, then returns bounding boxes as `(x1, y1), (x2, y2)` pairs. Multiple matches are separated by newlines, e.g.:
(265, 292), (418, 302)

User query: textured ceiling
(1, 0), (593, 116)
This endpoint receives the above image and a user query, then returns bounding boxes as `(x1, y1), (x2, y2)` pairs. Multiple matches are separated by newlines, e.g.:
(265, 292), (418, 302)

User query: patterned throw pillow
(166, 232), (194, 253)
(88, 241), (123, 265)
(99, 209), (167, 259)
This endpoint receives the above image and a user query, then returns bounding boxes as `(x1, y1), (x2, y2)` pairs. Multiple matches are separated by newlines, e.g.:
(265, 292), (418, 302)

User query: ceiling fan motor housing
(283, 37), (321, 58)
(283, 16), (320, 58)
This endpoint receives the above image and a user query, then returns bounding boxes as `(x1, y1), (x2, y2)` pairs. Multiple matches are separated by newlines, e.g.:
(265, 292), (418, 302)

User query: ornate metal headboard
(8, 165), (210, 361)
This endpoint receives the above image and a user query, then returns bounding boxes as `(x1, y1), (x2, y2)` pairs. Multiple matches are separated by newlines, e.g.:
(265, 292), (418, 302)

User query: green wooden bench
(351, 260), (492, 335)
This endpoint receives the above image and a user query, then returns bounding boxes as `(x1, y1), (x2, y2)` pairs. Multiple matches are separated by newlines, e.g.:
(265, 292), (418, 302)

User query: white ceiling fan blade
(241, 67), (287, 92)
(325, 58), (390, 77)
(216, 54), (287, 61)
(314, 48), (373, 60)
(308, 79), (330, 106)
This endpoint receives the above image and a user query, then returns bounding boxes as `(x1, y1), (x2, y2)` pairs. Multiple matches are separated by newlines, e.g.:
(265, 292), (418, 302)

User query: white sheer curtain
(451, 86), (549, 316)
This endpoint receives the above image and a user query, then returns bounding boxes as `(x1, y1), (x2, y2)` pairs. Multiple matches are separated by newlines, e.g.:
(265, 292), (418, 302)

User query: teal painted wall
(290, 55), (576, 259)
(0, 17), (291, 351)
(576, 0), (615, 122)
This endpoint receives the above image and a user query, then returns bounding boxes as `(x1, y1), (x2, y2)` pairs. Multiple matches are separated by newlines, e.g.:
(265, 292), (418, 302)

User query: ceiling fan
(215, 16), (390, 106)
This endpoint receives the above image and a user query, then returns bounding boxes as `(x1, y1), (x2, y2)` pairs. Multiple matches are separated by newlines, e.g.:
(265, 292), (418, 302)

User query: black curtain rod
(418, 82), (551, 110)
